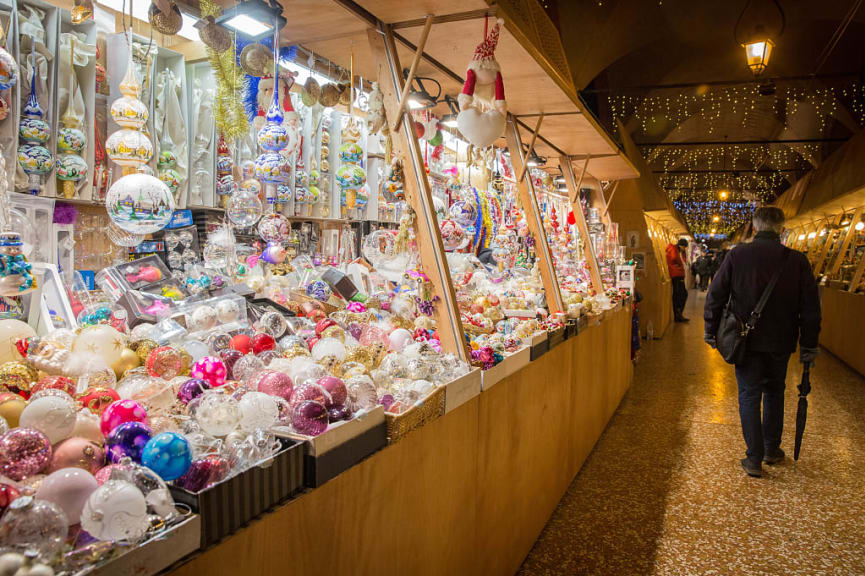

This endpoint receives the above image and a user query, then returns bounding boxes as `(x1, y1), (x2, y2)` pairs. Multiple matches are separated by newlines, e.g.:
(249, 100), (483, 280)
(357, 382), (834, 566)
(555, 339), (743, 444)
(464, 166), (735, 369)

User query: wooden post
(828, 207), (863, 277)
(515, 112), (544, 184)
(561, 156), (604, 296)
(602, 181), (620, 218)
(806, 218), (828, 263)
(392, 15), (433, 133)
(504, 115), (564, 314)
(847, 247), (865, 293)
(369, 26), (468, 361)
(813, 215), (842, 275)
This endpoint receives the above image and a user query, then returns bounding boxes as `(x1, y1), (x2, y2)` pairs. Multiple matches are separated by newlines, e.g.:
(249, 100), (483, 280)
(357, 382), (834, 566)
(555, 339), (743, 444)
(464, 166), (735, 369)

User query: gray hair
(753, 207), (785, 234)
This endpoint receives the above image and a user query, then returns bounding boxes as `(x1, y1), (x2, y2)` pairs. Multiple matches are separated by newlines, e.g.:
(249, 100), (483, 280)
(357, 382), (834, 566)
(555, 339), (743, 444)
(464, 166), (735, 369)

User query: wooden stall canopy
(282, 0), (640, 182)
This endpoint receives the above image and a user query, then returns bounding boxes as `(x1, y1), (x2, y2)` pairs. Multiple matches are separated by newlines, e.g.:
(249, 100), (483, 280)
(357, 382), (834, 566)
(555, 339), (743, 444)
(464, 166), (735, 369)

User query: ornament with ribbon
(456, 18), (507, 149)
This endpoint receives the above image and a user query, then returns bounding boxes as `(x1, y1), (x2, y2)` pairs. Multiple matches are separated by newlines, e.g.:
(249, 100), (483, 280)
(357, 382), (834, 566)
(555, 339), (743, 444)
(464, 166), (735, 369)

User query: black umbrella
(794, 363), (812, 461)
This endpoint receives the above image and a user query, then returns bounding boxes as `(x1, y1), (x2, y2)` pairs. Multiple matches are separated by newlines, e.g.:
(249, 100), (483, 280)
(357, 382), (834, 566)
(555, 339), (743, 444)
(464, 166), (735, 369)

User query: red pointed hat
(467, 19), (503, 74)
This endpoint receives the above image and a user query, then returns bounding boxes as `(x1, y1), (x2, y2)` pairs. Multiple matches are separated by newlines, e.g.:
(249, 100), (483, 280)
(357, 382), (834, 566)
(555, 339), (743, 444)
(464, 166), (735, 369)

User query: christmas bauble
(35, 467), (98, 525)
(141, 432), (192, 481)
(81, 480), (149, 542)
(0, 428), (51, 481)
(105, 173), (174, 235)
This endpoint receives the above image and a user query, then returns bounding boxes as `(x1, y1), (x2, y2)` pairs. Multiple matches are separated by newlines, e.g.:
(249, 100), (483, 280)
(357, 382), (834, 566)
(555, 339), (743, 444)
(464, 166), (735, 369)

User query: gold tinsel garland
(200, 0), (247, 141)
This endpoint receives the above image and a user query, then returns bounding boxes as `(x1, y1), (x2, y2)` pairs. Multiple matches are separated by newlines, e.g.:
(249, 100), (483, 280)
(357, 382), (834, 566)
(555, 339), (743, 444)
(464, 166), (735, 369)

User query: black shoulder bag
(716, 251), (789, 365)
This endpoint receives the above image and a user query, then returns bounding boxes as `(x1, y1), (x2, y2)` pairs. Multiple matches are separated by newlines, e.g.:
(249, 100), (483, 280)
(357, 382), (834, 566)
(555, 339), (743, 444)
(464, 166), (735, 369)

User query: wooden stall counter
(169, 306), (633, 576)
(820, 286), (865, 377)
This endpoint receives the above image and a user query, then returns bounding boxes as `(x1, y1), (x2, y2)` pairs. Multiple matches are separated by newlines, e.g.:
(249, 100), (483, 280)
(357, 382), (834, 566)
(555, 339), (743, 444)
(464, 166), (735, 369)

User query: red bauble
(230, 334), (252, 355)
(31, 375), (77, 397)
(314, 318), (337, 338)
(251, 333), (276, 355)
(77, 386), (121, 415)
(414, 121), (425, 139)
(0, 483), (20, 514)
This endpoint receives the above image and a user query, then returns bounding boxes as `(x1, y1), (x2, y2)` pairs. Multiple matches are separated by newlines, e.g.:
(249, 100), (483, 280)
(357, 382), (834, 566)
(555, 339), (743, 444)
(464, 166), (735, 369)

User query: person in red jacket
(666, 237), (689, 322)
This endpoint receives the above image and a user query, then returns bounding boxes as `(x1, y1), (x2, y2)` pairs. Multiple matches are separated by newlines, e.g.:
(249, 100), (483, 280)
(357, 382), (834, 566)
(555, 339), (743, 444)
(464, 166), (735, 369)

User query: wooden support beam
(828, 207), (863, 277)
(505, 115), (564, 315)
(561, 156), (604, 296)
(814, 214), (843, 276)
(848, 243), (865, 293)
(516, 113), (544, 184)
(392, 15), (433, 134)
(369, 26), (468, 361)
(602, 181), (620, 218)
(807, 219), (830, 263)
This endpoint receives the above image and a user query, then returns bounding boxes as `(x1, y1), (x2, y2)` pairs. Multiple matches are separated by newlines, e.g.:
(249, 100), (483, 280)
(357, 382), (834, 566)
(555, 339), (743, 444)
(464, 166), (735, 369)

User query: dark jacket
(665, 243), (686, 278)
(704, 231), (821, 354)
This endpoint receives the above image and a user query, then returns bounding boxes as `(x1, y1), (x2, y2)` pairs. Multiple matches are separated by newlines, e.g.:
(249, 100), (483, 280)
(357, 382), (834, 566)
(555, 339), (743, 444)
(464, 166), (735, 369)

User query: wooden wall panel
(170, 308), (633, 576)
(820, 287), (865, 378)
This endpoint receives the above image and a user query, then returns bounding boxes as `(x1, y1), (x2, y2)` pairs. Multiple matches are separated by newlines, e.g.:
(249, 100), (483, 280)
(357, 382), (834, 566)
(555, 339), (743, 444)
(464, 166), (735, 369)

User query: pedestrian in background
(666, 238), (689, 322)
(703, 207), (821, 478)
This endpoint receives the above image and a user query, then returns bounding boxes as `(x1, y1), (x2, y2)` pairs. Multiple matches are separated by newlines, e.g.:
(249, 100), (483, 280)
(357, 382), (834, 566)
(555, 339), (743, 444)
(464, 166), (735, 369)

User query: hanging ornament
(105, 33), (174, 235)
(0, 155), (36, 296)
(71, 0), (94, 24)
(239, 44), (272, 78)
(148, 0), (183, 36)
(253, 35), (292, 207)
(198, 15), (231, 53)
(336, 119), (366, 211)
(17, 51), (53, 196)
(0, 25), (18, 91)
(56, 38), (87, 199)
(215, 134), (234, 208)
(457, 18), (507, 148)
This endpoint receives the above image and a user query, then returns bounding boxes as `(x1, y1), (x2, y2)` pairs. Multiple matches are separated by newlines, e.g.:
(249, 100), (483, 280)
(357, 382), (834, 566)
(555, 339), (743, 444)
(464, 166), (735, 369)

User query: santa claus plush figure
(457, 19), (507, 149)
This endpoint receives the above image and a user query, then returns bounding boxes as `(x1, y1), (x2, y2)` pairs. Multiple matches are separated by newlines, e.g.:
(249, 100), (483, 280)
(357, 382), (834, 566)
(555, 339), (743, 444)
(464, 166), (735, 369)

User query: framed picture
(626, 231), (640, 249)
(632, 252), (646, 271)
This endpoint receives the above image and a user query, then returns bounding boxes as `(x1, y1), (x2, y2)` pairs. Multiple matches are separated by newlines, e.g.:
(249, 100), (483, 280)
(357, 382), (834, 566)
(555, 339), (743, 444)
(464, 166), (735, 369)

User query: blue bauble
(142, 432), (193, 481)
(106, 421), (153, 463)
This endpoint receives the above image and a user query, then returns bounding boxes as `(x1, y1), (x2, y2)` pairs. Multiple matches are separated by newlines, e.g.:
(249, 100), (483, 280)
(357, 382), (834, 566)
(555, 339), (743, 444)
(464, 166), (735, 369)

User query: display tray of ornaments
(168, 436), (304, 549)
(530, 333), (550, 361)
(480, 345), (530, 392)
(384, 384), (446, 444)
(442, 367), (482, 415)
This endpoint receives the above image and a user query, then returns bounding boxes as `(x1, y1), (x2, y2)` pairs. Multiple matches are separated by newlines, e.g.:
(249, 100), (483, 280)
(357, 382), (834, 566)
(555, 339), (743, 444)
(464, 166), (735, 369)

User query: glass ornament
(105, 173), (175, 235)
(194, 391), (240, 437)
(80, 479), (149, 542)
(346, 375), (378, 412)
(47, 436), (105, 474)
(0, 496), (68, 560)
(237, 391), (279, 432)
(254, 152), (292, 183)
(189, 305), (218, 332)
(449, 200), (477, 228)
(226, 190), (263, 228)
(206, 332), (232, 354)
(218, 349), (243, 379)
(17, 64), (53, 195)
(257, 213), (290, 243)
(76, 386), (120, 416)
(312, 338), (347, 363)
(176, 378), (210, 405)
(35, 467), (98, 525)
(305, 280), (331, 302)
(145, 346), (183, 380)
(254, 370), (293, 401)
(335, 163), (366, 190)
(99, 399), (148, 436)
(189, 356), (228, 388)
(215, 299), (241, 324)
(233, 354), (265, 383)
(317, 375), (347, 407)
(256, 311), (288, 338)
(141, 432), (192, 481)
(18, 392), (77, 445)
(0, 47), (17, 91)
(251, 333), (276, 354)
(0, 428), (51, 481)
(174, 453), (230, 493)
(290, 400), (328, 436)
(288, 383), (327, 408)
(102, 457), (175, 519)
(106, 421), (152, 463)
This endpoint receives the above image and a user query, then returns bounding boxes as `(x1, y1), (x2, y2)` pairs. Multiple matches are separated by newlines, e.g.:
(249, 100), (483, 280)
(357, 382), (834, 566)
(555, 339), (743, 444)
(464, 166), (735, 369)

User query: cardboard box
(170, 437), (304, 548)
(481, 346), (530, 391)
(444, 368), (482, 413)
(286, 406), (387, 488)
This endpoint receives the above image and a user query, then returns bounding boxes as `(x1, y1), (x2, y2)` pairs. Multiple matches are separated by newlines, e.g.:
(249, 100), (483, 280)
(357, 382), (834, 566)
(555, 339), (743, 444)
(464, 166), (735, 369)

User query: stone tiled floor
(518, 291), (865, 576)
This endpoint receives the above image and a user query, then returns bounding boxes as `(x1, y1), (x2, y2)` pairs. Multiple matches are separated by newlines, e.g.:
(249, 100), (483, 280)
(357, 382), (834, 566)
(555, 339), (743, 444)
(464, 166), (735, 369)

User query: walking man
(666, 237), (689, 322)
(703, 207), (821, 478)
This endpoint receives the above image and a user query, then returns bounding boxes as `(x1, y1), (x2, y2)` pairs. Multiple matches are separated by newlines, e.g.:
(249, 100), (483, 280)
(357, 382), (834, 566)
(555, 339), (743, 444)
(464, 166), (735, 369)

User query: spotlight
(215, 0), (285, 39)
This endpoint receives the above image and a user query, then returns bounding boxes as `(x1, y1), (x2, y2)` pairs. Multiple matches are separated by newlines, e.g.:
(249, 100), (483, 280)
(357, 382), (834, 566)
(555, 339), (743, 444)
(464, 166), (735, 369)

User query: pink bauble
(0, 428), (52, 481)
(190, 356), (228, 388)
(288, 383), (327, 408)
(47, 437), (106, 475)
(359, 325), (388, 347)
(388, 328), (414, 352)
(256, 371), (294, 401)
(99, 399), (148, 436)
(317, 376), (347, 407)
(36, 467), (99, 525)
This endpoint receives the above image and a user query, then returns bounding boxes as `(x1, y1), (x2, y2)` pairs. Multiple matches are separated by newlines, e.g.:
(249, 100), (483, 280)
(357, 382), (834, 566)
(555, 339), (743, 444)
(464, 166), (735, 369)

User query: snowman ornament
(457, 19), (507, 149)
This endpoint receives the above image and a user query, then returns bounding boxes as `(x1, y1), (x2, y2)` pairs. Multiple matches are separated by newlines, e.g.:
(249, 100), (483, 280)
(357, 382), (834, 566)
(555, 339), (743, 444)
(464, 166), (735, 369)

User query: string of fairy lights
(606, 81), (865, 237)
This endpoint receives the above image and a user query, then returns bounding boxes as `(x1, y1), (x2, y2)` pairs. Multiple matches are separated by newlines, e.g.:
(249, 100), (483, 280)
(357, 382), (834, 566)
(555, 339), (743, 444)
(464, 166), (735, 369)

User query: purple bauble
(317, 376), (347, 407)
(288, 383), (327, 408)
(327, 405), (352, 423)
(218, 349), (243, 379)
(106, 421), (153, 463)
(256, 371), (293, 402)
(177, 378), (211, 405)
(291, 400), (328, 436)
(174, 454), (230, 493)
(380, 394), (395, 411)
(346, 322), (364, 342)
(0, 428), (52, 481)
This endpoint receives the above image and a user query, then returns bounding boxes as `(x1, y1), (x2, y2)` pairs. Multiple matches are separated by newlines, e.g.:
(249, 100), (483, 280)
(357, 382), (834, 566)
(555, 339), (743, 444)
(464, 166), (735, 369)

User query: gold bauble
(199, 15), (231, 53)
(132, 339), (158, 364)
(321, 325), (346, 342)
(319, 83), (341, 107)
(0, 393), (26, 427)
(111, 348), (141, 379)
(148, 0), (183, 35)
(282, 346), (311, 361)
(318, 356), (342, 375)
(344, 347), (373, 371)
(338, 361), (368, 378)
(179, 349), (193, 376)
(301, 77), (320, 106)
(0, 361), (38, 392)
(239, 43), (272, 77)
(369, 342), (387, 368)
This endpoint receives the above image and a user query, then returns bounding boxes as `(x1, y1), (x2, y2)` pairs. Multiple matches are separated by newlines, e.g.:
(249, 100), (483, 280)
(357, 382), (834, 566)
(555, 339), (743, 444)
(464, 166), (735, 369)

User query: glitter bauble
(35, 467), (98, 525)
(141, 432), (192, 481)
(31, 375), (76, 397)
(106, 421), (153, 463)
(317, 376), (347, 407)
(288, 383), (327, 408)
(254, 370), (293, 402)
(0, 360), (38, 392)
(145, 346), (183, 380)
(251, 333), (276, 354)
(290, 400), (328, 436)
(0, 428), (52, 481)
(99, 399), (148, 436)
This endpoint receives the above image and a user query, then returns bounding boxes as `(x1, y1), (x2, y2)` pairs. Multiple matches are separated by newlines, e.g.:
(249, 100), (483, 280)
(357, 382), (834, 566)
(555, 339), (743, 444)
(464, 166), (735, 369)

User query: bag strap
(746, 250), (790, 330)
